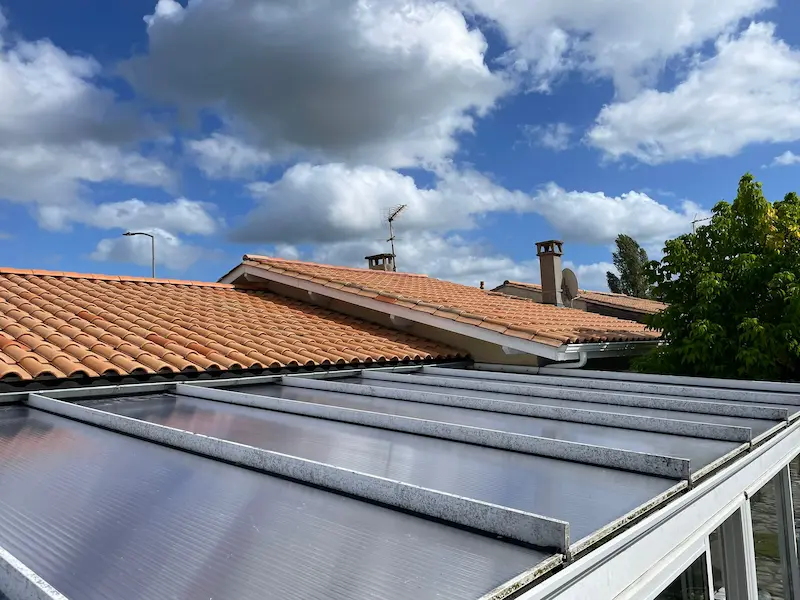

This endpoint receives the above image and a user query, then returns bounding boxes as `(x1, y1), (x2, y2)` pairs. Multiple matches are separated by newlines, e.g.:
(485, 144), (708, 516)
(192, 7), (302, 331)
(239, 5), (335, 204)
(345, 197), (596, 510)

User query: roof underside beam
(25, 393), (571, 553)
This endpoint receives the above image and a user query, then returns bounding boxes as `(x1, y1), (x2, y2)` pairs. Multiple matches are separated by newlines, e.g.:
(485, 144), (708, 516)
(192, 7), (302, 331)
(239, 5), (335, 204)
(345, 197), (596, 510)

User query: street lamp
(123, 231), (156, 279)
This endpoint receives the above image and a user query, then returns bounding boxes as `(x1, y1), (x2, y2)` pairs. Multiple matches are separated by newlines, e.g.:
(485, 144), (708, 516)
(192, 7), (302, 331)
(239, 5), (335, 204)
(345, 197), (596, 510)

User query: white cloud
(90, 228), (206, 271)
(587, 22), (800, 164)
(522, 122), (573, 151)
(770, 150), (800, 166)
(533, 183), (703, 245)
(123, 0), (508, 169)
(460, 0), (772, 96)
(36, 197), (218, 235)
(234, 163), (530, 244)
(564, 260), (617, 293)
(186, 133), (272, 179)
(234, 162), (699, 256)
(0, 13), (172, 206)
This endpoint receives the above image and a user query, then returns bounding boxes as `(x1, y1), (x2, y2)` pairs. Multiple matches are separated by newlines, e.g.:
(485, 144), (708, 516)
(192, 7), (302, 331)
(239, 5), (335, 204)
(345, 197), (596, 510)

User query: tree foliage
(636, 173), (800, 380)
(606, 234), (652, 298)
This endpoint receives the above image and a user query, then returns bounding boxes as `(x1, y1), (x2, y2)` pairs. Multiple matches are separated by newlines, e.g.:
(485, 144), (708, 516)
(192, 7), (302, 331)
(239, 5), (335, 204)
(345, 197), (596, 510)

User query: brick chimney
(536, 240), (564, 306)
(365, 253), (395, 272)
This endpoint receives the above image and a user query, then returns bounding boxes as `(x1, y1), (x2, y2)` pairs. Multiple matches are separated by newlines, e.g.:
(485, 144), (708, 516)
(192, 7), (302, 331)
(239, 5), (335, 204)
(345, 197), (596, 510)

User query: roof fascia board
(230, 265), (572, 361)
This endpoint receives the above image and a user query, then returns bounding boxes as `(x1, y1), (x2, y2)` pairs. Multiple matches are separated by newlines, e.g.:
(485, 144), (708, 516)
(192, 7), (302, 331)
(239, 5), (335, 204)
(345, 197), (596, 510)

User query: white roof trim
(223, 264), (659, 362)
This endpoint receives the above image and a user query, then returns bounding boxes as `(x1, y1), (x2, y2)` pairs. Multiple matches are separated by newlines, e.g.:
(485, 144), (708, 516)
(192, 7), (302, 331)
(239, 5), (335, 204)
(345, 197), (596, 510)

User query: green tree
(606, 234), (652, 298)
(636, 173), (800, 380)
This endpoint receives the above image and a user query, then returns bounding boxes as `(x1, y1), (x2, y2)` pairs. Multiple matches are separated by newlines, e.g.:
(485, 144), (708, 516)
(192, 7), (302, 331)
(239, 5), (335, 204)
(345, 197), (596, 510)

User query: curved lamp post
(123, 231), (156, 279)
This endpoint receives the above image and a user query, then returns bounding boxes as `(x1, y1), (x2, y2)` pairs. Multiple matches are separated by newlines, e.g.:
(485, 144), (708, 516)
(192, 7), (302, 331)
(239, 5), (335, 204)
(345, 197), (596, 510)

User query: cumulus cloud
(186, 133), (272, 179)
(123, 0), (508, 169)
(234, 163), (530, 244)
(587, 22), (800, 164)
(460, 0), (772, 96)
(564, 261), (617, 293)
(533, 183), (703, 245)
(521, 122), (573, 151)
(90, 228), (206, 271)
(37, 197), (219, 234)
(770, 150), (800, 167)
(0, 12), (172, 206)
(233, 163), (700, 249)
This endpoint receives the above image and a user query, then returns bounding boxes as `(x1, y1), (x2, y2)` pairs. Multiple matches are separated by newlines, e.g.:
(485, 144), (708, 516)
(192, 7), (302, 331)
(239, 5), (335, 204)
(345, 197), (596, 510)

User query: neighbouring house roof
(234, 256), (660, 347)
(500, 281), (668, 315)
(0, 268), (462, 382)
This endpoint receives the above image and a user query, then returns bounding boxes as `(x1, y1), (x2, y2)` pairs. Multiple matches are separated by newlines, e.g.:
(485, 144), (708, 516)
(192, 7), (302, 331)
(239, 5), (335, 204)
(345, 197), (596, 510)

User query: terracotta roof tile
(0, 268), (462, 382)
(501, 281), (668, 315)
(242, 256), (661, 347)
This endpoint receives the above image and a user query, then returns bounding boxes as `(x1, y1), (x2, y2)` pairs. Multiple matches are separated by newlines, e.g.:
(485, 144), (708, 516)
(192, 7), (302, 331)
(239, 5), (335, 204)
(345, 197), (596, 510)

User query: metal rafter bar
(535, 366), (800, 394)
(434, 366), (800, 407)
(0, 545), (67, 600)
(177, 384), (692, 479)
(25, 393), (570, 552)
(371, 371), (788, 421)
(282, 377), (752, 442)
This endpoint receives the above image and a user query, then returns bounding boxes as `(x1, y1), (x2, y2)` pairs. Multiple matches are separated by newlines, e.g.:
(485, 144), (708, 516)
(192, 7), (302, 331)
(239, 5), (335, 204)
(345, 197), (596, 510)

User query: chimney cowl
(365, 253), (396, 272)
(535, 240), (564, 257)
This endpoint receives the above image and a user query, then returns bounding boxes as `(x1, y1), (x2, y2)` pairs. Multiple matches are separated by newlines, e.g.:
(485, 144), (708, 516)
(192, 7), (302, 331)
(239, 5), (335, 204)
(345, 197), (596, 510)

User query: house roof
(0, 268), (461, 381)
(237, 256), (660, 347)
(500, 281), (668, 315)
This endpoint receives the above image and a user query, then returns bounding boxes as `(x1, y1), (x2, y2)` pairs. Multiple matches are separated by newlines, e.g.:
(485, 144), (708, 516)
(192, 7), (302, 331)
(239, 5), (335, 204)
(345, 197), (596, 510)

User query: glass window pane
(709, 528), (727, 598)
(655, 554), (710, 600)
(752, 475), (789, 599)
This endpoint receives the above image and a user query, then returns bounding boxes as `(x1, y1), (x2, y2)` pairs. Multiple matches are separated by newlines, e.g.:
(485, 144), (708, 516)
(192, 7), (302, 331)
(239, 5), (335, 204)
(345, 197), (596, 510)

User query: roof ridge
(244, 255), (429, 278)
(0, 267), (246, 288)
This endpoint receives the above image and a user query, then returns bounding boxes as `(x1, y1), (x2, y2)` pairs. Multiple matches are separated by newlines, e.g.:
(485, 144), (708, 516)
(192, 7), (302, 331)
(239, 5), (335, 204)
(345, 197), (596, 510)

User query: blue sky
(0, 0), (799, 290)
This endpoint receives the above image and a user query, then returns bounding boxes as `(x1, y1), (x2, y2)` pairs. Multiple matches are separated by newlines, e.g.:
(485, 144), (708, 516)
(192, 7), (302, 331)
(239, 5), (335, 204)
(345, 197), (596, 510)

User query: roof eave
(227, 264), (656, 362)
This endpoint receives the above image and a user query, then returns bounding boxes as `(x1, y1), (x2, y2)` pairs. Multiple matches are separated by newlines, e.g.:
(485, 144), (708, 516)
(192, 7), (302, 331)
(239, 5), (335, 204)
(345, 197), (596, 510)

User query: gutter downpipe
(548, 352), (588, 369)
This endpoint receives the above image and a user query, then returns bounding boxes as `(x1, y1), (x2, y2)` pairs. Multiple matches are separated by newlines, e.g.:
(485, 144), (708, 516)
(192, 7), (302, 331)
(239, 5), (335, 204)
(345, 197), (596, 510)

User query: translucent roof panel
(0, 405), (548, 600)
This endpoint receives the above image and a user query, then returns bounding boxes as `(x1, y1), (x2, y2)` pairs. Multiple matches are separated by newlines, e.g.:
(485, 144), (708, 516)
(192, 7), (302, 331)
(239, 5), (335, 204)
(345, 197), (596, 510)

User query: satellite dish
(562, 268), (579, 304)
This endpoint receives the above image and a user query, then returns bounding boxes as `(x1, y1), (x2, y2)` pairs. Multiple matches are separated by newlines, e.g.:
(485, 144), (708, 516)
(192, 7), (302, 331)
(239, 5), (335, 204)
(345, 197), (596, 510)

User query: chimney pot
(365, 253), (395, 272)
(536, 240), (564, 306)
(480, 281), (485, 290)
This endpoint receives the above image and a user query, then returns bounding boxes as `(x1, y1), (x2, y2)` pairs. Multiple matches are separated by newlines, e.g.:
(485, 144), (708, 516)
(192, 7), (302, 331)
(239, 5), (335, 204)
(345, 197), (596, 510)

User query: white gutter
(224, 264), (659, 362)
(546, 352), (588, 369)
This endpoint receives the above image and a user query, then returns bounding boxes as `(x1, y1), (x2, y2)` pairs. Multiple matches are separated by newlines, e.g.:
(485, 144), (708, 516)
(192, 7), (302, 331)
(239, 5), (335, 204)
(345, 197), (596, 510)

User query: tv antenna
(385, 204), (407, 271)
(692, 214), (712, 233)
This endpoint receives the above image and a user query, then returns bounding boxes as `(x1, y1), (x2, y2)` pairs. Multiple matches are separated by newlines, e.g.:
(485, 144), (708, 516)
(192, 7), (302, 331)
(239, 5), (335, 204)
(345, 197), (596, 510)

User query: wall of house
(260, 279), (542, 366)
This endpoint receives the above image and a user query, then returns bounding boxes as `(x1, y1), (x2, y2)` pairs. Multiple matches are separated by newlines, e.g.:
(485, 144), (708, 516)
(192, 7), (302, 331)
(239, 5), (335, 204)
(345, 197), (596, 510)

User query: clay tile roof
(241, 256), (661, 347)
(502, 281), (668, 315)
(0, 267), (463, 382)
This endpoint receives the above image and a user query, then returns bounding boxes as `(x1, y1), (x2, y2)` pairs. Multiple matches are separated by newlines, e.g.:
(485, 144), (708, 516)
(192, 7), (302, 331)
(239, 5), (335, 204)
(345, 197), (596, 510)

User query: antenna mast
(386, 204), (407, 272)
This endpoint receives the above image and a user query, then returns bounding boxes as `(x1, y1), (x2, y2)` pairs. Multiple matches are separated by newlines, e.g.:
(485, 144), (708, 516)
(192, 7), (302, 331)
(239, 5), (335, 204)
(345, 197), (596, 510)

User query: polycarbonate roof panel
(235, 383), (738, 470)
(348, 377), (780, 435)
(84, 393), (677, 541)
(0, 405), (547, 600)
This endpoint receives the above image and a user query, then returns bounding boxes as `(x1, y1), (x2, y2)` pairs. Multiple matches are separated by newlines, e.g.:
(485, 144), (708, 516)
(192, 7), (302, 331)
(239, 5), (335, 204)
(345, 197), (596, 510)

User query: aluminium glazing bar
(281, 377), (752, 442)
(535, 366), (800, 394)
(371, 371), (788, 421)
(0, 545), (67, 600)
(25, 393), (570, 552)
(426, 366), (800, 408)
(177, 383), (691, 479)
